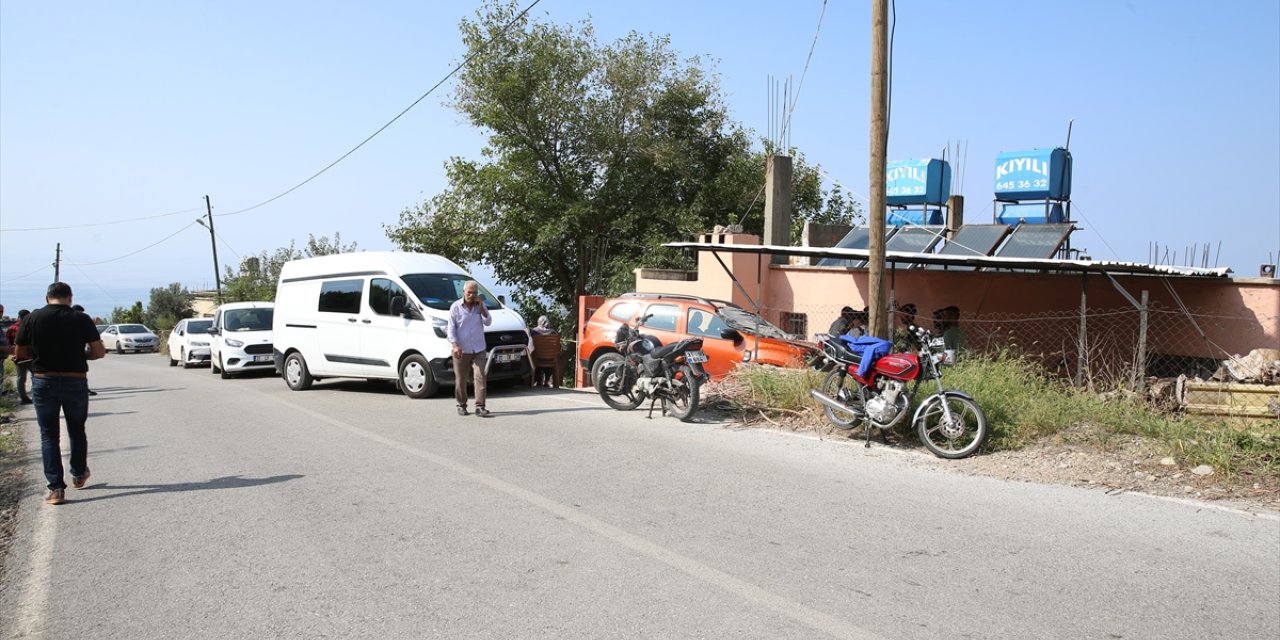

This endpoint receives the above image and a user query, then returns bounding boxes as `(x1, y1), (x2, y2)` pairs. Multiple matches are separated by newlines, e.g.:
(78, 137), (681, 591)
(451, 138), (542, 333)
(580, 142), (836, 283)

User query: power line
(0, 206), (203, 233)
(778, 0), (828, 145)
(64, 220), (201, 266)
(218, 0), (545, 218)
(0, 263), (53, 285)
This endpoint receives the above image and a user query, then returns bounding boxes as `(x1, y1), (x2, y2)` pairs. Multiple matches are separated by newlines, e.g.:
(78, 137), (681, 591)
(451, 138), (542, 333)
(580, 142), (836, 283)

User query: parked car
(167, 317), (215, 368)
(209, 302), (274, 379)
(578, 293), (816, 387)
(100, 324), (160, 354)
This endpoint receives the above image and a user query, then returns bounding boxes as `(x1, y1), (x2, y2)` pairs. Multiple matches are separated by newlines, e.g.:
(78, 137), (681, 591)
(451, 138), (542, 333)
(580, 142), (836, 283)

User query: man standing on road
(15, 282), (106, 505)
(447, 280), (492, 417)
(7, 309), (33, 404)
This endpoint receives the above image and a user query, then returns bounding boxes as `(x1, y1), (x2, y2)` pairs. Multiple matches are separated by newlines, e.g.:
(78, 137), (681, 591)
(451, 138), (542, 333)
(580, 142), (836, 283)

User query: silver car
(167, 318), (215, 368)
(101, 324), (160, 354)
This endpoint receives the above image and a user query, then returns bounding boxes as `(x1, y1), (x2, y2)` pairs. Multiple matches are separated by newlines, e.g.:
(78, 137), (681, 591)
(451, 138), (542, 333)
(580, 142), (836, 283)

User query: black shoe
(457, 406), (469, 416)
(475, 407), (492, 417)
(88, 389), (98, 396)
(19, 398), (32, 405)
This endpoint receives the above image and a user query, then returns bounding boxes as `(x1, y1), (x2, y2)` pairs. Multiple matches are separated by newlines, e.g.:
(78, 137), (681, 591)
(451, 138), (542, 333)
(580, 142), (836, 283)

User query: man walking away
(71, 304), (99, 396)
(7, 309), (32, 404)
(447, 280), (492, 417)
(15, 282), (106, 505)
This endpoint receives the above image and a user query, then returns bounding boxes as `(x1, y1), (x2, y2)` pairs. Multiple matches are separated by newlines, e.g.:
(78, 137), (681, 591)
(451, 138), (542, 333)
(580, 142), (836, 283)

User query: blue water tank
(888, 208), (945, 226)
(996, 202), (1065, 225)
(886, 158), (952, 205)
(993, 148), (1071, 201)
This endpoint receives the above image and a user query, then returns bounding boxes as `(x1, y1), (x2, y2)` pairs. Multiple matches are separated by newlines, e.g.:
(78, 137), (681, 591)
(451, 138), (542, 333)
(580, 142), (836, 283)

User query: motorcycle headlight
(224, 338), (244, 348)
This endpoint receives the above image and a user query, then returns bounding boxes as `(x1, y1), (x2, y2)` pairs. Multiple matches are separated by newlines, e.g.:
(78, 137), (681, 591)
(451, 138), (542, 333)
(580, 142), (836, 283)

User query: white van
(272, 251), (531, 398)
(209, 301), (276, 379)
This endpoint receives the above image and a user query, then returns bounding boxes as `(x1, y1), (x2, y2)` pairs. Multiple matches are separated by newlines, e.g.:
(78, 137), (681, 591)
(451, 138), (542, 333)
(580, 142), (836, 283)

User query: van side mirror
(390, 295), (407, 315)
(720, 328), (743, 343)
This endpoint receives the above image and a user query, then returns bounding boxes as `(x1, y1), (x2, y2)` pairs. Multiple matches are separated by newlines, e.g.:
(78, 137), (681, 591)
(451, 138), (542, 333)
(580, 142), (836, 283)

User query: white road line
(11, 492), (57, 639)
(257, 388), (886, 640)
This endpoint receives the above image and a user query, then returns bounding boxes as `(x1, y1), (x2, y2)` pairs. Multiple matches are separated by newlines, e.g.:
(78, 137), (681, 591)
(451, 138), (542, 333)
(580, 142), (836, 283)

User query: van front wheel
(399, 355), (438, 399)
(284, 352), (314, 391)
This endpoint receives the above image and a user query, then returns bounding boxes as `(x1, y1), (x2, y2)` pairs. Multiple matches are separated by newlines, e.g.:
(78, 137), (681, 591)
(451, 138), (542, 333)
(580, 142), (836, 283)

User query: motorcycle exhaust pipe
(810, 389), (864, 417)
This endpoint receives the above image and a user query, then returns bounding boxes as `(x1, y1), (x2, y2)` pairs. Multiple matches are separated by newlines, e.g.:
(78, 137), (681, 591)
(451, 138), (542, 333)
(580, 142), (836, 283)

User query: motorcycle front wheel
(666, 365), (701, 422)
(596, 357), (644, 411)
(819, 369), (867, 430)
(916, 393), (988, 459)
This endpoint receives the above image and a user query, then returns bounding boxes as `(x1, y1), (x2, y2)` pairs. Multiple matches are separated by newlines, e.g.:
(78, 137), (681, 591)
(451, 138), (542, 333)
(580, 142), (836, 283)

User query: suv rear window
(642, 304), (679, 332)
(607, 302), (639, 322)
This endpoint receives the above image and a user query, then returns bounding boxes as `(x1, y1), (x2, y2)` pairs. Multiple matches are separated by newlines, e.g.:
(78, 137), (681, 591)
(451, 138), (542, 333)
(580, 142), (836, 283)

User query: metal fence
(764, 302), (1278, 391)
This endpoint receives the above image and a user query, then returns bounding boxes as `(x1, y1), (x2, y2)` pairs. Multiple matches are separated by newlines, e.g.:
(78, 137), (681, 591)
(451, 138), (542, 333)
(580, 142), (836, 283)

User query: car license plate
(496, 351), (523, 363)
(253, 355), (273, 363)
(685, 350), (708, 363)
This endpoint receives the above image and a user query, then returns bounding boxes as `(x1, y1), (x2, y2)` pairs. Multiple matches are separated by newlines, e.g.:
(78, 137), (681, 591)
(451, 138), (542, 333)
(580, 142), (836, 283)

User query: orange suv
(579, 293), (816, 386)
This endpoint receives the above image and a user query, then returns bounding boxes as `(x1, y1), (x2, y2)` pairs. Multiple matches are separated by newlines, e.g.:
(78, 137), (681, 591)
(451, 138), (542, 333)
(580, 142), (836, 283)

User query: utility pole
(867, 0), (889, 338)
(202, 195), (224, 305)
(54, 243), (61, 282)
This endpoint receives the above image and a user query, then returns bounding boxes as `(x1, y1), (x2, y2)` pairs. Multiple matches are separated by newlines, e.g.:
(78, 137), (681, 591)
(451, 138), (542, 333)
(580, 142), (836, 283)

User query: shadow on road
(68, 474), (304, 503)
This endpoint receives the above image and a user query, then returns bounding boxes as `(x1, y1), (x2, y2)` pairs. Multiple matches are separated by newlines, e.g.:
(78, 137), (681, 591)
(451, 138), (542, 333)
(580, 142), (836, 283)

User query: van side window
(369, 278), (407, 316)
(319, 279), (363, 314)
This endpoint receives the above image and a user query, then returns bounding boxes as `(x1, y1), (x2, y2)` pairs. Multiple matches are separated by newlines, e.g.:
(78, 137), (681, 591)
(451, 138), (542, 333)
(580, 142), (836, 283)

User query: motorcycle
(809, 326), (988, 459)
(595, 316), (710, 422)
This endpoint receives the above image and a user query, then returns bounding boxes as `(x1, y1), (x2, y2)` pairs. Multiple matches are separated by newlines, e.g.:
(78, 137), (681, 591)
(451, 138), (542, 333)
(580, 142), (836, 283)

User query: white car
(100, 324), (160, 354)
(209, 302), (275, 379)
(167, 317), (215, 368)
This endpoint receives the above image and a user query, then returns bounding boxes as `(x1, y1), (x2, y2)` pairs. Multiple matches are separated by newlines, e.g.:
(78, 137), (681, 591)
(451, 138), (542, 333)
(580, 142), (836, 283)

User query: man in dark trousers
(7, 309), (32, 403)
(15, 282), (105, 505)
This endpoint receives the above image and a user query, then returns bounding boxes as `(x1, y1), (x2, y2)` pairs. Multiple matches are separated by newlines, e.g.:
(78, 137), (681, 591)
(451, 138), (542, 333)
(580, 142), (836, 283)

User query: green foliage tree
(110, 301), (145, 324)
(386, 1), (858, 332)
(221, 233), (358, 302)
(144, 282), (195, 331)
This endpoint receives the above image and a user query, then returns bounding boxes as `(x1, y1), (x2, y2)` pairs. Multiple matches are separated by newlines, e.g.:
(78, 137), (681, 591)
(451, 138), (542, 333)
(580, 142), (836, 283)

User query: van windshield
(224, 308), (274, 331)
(401, 273), (501, 311)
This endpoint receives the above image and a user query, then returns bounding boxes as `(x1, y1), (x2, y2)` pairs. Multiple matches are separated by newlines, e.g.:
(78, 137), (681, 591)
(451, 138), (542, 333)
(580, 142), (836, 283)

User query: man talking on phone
(446, 280), (492, 417)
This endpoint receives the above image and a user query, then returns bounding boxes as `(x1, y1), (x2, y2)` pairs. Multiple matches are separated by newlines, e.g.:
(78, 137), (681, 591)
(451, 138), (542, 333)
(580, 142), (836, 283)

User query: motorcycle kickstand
(645, 395), (662, 419)
(864, 420), (873, 448)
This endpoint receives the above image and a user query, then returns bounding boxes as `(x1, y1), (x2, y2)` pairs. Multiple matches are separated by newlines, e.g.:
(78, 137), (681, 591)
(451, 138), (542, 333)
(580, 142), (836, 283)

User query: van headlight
(224, 338), (244, 348)
(432, 318), (448, 338)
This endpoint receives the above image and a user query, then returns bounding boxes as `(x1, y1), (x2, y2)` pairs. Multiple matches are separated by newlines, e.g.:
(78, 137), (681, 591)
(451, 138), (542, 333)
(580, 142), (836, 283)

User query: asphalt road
(2, 354), (1277, 640)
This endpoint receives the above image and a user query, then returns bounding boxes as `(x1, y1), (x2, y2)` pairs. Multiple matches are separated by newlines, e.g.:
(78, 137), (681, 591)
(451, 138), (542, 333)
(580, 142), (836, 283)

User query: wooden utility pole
(867, 0), (889, 337)
(54, 243), (61, 282)
(204, 195), (224, 304)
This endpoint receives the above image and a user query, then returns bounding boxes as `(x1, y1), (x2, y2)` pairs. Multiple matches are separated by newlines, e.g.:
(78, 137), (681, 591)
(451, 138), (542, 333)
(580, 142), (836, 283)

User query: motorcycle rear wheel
(666, 365), (701, 422)
(819, 370), (867, 430)
(596, 357), (644, 411)
(916, 393), (988, 459)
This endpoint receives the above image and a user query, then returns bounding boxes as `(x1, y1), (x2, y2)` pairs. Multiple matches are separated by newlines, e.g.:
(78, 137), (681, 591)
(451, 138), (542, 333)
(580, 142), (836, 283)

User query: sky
(2, 0), (1278, 318)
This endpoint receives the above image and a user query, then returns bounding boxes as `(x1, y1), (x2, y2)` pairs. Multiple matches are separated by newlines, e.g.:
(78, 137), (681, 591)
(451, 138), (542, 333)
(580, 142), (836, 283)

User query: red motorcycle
(810, 326), (988, 459)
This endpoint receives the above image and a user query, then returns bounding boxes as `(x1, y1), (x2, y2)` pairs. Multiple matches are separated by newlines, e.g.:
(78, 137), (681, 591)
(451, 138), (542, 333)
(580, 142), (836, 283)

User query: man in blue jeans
(14, 282), (105, 505)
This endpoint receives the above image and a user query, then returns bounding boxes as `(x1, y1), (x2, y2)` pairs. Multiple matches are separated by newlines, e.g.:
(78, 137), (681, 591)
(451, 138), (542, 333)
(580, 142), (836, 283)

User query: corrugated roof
(664, 242), (1233, 278)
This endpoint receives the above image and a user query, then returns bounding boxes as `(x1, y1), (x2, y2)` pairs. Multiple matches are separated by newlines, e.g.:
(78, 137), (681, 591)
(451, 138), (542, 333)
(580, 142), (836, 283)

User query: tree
(386, 1), (858, 332)
(144, 282), (195, 331)
(221, 233), (358, 302)
(110, 301), (144, 324)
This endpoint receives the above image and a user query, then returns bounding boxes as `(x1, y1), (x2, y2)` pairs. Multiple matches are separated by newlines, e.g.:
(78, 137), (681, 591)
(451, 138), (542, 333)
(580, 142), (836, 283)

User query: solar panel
(925, 224), (1011, 270)
(993, 223), (1074, 259)
(886, 226), (945, 255)
(816, 227), (898, 267)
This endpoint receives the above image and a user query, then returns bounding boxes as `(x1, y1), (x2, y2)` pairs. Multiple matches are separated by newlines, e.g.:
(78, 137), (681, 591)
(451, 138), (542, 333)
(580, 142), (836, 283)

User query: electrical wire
(0, 206), (203, 233)
(218, 0), (544, 218)
(68, 262), (125, 309)
(1068, 203), (1120, 260)
(64, 220), (201, 266)
(0, 263), (53, 285)
(778, 0), (828, 147)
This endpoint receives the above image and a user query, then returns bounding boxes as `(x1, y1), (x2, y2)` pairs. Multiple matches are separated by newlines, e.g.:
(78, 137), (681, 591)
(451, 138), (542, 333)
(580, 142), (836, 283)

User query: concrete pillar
(946, 194), (965, 240)
(763, 154), (793, 264)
